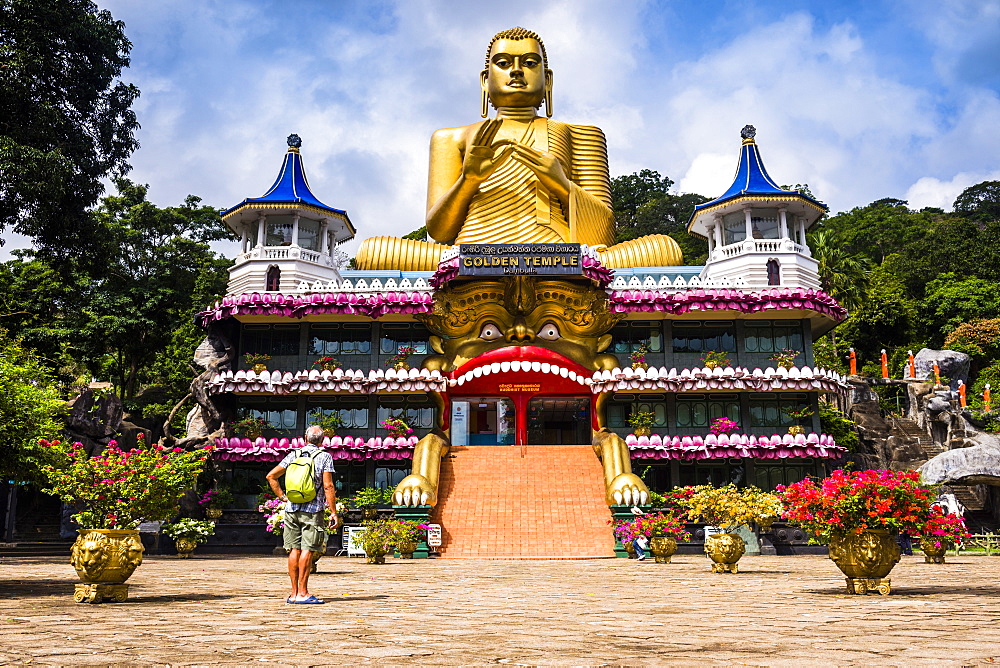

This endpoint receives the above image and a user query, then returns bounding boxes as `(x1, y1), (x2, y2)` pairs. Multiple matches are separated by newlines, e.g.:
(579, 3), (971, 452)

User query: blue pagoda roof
(692, 126), (827, 215)
(221, 139), (348, 220)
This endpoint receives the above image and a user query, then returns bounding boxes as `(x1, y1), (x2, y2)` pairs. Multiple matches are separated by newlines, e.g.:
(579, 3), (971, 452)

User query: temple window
(306, 401), (370, 430)
(239, 398), (298, 432)
(751, 209), (780, 239)
(722, 212), (746, 245)
(379, 323), (430, 355)
(375, 466), (409, 490)
(671, 321), (737, 354)
(297, 217), (321, 251)
(611, 321), (663, 354)
(675, 394), (740, 430)
(744, 320), (803, 355)
(678, 461), (746, 487)
(265, 265), (281, 291)
(754, 460), (824, 491)
(265, 215), (295, 246)
(766, 258), (780, 285)
(607, 395), (667, 429)
(309, 323), (372, 355)
(376, 395), (434, 432)
(748, 394), (809, 430)
(240, 323), (300, 361)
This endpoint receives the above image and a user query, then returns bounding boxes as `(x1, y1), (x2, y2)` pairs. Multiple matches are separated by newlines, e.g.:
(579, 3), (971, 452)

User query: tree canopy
(0, 0), (140, 255)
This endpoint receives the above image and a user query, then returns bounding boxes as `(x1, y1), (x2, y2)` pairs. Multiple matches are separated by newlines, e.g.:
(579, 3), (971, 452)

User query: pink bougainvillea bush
(38, 434), (209, 530)
(918, 506), (971, 548)
(778, 469), (936, 544)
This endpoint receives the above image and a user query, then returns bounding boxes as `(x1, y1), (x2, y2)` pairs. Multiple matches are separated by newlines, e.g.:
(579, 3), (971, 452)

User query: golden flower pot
(361, 507), (378, 520)
(70, 529), (144, 603)
(204, 508), (223, 520)
(828, 530), (900, 595)
(252, 364), (268, 373)
(393, 362), (410, 371)
(631, 362), (649, 370)
(321, 363), (339, 371)
(366, 551), (387, 564)
(174, 537), (198, 558)
(634, 427), (651, 437)
(622, 540), (637, 559)
(787, 425), (805, 435)
(397, 541), (418, 559)
(919, 537), (950, 564)
(704, 533), (745, 573)
(649, 536), (678, 563)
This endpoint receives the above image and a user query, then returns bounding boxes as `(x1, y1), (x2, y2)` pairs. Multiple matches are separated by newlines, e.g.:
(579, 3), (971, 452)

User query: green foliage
(161, 518), (216, 543)
(402, 226), (428, 241)
(0, 0), (140, 256)
(838, 263), (917, 360)
(812, 335), (848, 374)
(818, 401), (860, 451)
(969, 360), (1000, 411)
(627, 410), (655, 430)
(357, 518), (397, 555)
(0, 333), (65, 480)
(37, 434), (208, 529)
(944, 319), (1000, 361)
(308, 410), (344, 436)
(349, 486), (394, 509)
(610, 170), (710, 264)
(918, 274), (1000, 344)
(953, 181), (1000, 222)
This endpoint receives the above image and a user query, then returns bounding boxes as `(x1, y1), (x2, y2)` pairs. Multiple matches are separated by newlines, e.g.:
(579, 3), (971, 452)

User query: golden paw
(393, 474), (436, 507)
(608, 473), (649, 506)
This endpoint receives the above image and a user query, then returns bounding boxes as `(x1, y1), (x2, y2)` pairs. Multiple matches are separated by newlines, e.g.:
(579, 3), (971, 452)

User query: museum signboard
(458, 243), (582, 276)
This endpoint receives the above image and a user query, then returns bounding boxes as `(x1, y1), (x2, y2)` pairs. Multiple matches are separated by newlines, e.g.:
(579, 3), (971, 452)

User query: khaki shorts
(283, 510), (327, 552)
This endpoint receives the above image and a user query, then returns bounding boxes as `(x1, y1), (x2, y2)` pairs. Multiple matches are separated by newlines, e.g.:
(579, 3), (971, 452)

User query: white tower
(687, 126), (826, 289)
(221, 134), (355, 295)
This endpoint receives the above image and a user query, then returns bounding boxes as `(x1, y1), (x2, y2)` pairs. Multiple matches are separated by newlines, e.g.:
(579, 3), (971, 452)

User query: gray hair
(304, 425), (325, 444)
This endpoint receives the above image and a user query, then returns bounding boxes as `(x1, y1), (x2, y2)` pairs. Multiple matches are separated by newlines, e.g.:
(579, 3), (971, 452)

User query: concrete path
(1, 553), (999, 666)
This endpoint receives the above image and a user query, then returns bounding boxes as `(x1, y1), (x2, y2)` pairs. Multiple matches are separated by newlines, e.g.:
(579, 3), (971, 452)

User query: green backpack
(284, 450), (319, 503)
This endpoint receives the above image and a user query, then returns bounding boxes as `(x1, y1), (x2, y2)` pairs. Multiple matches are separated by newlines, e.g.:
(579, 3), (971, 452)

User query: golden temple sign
(458, 243), (581, 276)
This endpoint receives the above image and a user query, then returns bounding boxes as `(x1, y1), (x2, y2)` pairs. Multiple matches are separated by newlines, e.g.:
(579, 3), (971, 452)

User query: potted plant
(392, 519), (430, 558)
(709, 417), (740, 436)
(381, 414), (414, 440)
(629, 341), (650, 370)
(350, 486), (395, 519)
(700, 350), (732, 369)
(386, 345), (418, 371)
(627, 410), (655, 437)
(161, 518), (216, 558)
(782, 406), (814, 434)
(779, 469), (937, 595)
(357, 518), (397, 564)
(313, 355), (342, 371)
(308, 410), (344, 437)
(638, 512), (691, 563)
(198, 487), (234, 519)
(257, 495), (339, 572)
(243, 352), (271, 373)
(677, 484), (781, 574)
(916, 507), (970, 564)
(768, 348), (800, 369)
(37, 434), (208, 603)
(232, 415), (269, 440)
(609, 518), (640, 558)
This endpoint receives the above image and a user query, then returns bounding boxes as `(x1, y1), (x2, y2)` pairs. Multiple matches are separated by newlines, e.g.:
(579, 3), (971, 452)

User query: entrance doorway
(527, 397), (591, 445)
(450, 397), (515, 446)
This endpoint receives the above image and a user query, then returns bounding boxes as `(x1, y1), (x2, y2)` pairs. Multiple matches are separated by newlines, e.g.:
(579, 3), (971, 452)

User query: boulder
(64, 390), (123, 438)
(913, 349), (970, 387)
(919, 431), (1000, 486)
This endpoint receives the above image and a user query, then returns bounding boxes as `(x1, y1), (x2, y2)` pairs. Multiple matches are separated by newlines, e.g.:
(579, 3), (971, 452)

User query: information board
(426, 523), (442, 547)
(458, 243), (582, 276)
(345, 526), (367, 556)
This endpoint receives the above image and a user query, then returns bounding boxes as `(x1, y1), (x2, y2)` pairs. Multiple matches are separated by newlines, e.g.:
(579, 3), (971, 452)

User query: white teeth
(559, 367), (569, 378)
(479, 365), (492, 376)
(490, 362), (501, 374)
(500, 361), (511, 373)
(540, 363), (551, 373)
(531, 361), (541, 372)
(511, 361), (522, 372)
(457, 376), (466, 386)
(473, 366), (483, 377)
(568, 371), (578, 381)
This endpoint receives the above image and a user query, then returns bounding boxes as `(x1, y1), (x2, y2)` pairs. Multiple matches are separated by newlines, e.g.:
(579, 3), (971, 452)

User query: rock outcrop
(913, 348), (970, 388)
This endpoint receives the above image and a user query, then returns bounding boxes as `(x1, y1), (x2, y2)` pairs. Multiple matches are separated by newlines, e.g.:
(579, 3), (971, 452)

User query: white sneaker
(637, 555), (646, 561)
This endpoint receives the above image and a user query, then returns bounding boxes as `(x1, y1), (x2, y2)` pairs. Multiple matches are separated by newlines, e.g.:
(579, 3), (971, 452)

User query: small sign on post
(345, 526), (367, 557)
(426, 523), (442, 548)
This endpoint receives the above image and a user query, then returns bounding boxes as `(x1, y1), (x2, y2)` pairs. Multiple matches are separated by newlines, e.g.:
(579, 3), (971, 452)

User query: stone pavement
(1, 552), (1000, 666)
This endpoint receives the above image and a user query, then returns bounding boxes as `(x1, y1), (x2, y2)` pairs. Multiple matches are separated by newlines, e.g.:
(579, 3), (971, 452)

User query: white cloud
(906, 171), (1000, 211)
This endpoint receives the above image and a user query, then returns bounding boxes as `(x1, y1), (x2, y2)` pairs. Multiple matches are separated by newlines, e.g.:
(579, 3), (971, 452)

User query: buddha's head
(481, 27), (552, 116)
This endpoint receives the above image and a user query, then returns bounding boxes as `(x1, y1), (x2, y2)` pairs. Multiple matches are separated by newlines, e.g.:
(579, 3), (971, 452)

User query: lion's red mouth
(449, 346), (592, 388)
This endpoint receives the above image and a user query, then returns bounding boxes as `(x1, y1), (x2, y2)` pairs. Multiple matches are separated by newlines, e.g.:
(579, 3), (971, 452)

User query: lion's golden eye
(538, 322), (560, 341)
(479, 322), (503, 341)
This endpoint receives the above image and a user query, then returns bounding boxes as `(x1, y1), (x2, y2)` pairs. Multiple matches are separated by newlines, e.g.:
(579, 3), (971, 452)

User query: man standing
(266, 425), (338, 604)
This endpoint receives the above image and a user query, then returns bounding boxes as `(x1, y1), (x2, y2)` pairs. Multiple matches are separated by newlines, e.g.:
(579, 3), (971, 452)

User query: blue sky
(6, 0), (1000, 259)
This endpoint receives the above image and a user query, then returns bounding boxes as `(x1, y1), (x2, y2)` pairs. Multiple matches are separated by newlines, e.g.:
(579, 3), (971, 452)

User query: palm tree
(808, 228), (873, 356)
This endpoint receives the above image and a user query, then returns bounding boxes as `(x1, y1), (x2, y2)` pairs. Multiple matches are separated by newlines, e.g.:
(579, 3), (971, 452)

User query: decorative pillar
(778, 207), (788, 239)
(743, 207), (753, 243)
(713, 215), (724, 247)
(320, 219), (329, 254)
(256, 214), (266, 247)
(290, 213), (300, 246)
(240, 227), (249, 252)
(706, 225), (715, 253)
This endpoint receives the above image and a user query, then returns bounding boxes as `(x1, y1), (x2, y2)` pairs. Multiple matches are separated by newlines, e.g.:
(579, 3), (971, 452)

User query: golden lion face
(419, 276), (623, 373)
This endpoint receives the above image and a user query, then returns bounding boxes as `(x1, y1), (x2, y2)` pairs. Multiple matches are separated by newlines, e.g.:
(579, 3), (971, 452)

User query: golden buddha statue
(355, 27), (682, 271)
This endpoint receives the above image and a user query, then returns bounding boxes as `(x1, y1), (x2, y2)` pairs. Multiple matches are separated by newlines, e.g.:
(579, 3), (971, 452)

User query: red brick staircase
(431, 444), (616, 559)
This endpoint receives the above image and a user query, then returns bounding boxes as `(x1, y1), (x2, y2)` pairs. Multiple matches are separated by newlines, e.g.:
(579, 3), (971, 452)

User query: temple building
(191, 26), (849, 558)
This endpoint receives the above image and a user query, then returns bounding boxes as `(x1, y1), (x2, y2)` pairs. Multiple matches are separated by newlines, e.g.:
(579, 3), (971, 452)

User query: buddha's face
(484, 37), (547, 108)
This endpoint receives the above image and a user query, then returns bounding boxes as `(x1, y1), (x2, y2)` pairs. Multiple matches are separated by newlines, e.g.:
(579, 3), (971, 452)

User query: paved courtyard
(1, 552), (999, 666)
